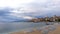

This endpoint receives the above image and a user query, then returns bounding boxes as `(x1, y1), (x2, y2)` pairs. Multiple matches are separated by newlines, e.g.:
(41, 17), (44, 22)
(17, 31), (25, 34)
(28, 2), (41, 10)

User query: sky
(0, 0), (60, 22)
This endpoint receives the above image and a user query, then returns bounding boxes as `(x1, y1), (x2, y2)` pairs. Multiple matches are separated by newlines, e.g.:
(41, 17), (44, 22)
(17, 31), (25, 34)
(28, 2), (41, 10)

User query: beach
(10, 29), (42, 34)
(48, 24), (60, 34)
(10, 23), (60, 34)
(0, 22), (47, 34)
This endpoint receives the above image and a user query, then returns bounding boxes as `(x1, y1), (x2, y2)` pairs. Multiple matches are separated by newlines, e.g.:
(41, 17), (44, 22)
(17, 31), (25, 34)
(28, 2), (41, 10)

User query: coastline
(9, 23), (60, 34)
(48, 24), (60, 34)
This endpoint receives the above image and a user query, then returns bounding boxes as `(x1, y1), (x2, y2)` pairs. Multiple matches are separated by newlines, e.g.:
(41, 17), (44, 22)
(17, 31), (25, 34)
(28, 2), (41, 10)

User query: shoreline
(9, 23), (60, 34)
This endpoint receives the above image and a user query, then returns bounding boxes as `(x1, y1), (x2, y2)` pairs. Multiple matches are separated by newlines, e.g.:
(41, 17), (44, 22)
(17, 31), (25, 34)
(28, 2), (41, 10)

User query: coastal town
(29, 15), (60, 22)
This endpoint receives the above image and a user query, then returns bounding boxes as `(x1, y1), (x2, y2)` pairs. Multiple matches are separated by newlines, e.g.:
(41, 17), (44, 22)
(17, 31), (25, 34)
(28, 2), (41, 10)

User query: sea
(0, 22), (54, 34)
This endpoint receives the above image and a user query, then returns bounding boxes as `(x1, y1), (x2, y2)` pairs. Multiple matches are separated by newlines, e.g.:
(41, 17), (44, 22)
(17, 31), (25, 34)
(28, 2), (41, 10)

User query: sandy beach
(10, 23), (60, 34)
(48, 24), (60, 34)
(10, 29), (42, 34)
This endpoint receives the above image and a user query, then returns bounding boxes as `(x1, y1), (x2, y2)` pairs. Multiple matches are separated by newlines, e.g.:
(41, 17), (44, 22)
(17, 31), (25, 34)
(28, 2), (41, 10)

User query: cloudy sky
(0, 0), (60, 22)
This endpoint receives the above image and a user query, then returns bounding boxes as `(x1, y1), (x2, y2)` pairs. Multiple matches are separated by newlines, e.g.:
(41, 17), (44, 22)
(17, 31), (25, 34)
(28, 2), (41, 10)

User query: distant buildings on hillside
(29, 15), (60, 22)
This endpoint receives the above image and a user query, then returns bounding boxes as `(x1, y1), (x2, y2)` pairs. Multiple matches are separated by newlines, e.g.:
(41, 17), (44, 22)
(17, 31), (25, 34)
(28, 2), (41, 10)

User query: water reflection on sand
(0, 22), (57, 34)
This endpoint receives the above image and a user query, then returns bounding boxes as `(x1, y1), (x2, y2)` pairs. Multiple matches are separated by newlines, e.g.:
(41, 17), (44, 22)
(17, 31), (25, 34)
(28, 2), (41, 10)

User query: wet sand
(10, 29), (42, 34)
(10, 25), (56, 34)
(10, 23), (60, 34)
(48, 25), (60, 34)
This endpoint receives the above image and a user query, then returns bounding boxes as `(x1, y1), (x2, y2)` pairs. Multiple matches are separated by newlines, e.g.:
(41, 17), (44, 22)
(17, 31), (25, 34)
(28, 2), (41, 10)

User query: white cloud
(0, 0), (33, 8)
(0, 0), (60, 20)
(23, 16), (34, 19)
(8, 0), (60, 18)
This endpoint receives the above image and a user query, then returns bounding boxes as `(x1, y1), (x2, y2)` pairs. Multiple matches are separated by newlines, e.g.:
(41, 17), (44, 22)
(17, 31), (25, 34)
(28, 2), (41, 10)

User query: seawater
(0, 22), (52, 34)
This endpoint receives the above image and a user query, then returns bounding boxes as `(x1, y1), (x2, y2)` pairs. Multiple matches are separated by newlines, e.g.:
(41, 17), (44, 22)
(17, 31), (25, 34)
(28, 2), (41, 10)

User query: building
(44, 16), (50, 22)
(29, 15), (60, 22)
(52, 15), (58, 22)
